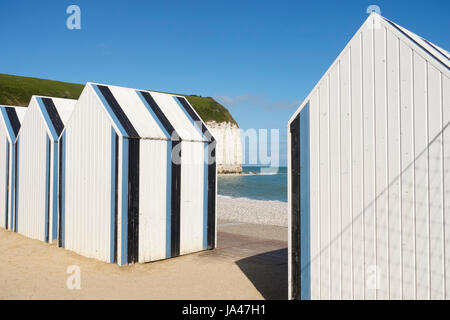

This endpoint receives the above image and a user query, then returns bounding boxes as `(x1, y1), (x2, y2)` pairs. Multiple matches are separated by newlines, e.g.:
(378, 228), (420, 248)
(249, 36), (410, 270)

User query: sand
(0, 197), (288, 300)
(217, 196), (287, 227)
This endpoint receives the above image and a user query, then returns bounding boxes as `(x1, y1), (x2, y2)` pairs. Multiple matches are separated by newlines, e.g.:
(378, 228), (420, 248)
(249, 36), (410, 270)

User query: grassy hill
(0, 73), (237, 125)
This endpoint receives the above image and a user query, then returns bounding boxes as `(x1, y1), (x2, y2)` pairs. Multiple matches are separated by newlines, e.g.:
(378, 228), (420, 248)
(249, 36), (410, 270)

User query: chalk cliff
(207, 121), (242, 174)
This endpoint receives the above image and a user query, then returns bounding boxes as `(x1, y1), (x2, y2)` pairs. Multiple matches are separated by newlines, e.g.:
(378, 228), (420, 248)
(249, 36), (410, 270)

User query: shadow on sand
(236, 248), (288, 300)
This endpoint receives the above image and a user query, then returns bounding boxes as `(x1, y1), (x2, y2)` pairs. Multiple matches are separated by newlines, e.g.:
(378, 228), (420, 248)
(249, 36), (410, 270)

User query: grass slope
(0, 73), (237, 125)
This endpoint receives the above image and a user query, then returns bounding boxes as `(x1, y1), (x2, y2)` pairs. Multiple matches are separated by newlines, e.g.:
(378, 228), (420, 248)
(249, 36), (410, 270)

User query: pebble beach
(217, 195), (287, 227)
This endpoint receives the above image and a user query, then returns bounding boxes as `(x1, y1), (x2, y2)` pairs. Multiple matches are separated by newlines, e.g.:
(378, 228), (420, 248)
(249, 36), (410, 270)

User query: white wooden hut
(61, 83), (216, 265)
(0, 106), (26, 230)
(15, 96), (76, 242)
(288, 13), (449, 300)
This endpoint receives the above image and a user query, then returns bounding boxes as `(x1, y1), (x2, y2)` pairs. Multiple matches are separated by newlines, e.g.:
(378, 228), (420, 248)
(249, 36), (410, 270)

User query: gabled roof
(288, 12), (449, 124)
(28, 96), (77, 140)
(381, 16), (449, 70)
(0, 106), (27, 143)
(88, 82), (212, 142)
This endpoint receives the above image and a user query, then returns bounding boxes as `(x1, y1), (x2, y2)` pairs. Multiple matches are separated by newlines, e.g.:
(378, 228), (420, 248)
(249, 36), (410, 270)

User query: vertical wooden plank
(362, 18), (376, 300)
(386, 30), (403, 300)
(374, 24), (389, 299)
(351, 32), (365, 300)
(329, 63), (342, 299)
(413, 52), (430, 300)
(309, 90), (321, 300)
(290, 115), (301, 299)
(427, 64), (444, 299)
(399, 41), (416, 300)
(0, 133), (7, 229)
(442, 75), (449, 299)
(288, 120), (293, 299)
(299, 104), (311, 300)
(319, 78), (331, 299)
(340, 48), (353, 300)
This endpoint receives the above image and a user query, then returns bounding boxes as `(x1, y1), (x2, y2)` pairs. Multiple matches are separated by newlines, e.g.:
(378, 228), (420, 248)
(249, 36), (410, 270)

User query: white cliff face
(206, 121), (242, 174)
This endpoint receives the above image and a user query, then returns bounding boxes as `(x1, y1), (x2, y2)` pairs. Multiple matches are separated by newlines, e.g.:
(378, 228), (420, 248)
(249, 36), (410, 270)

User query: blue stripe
(299, 103), (311, 300)
(12, 139), (18, 231)
(1, 108), (16, 142)
(52, 141), (58, 240)
(120, 138), (129, 265)
(110, 128), (116, 263)
(165, 141), (172, 258)
(202, 143), (208, 249)
(172, 97), (206, 140)
(44, 137), (50, 242)
(92, 85), (128, 137)
(136, 91), (171, 139)
(4, 139), (9, 229)
(60, 134), (66, 247)
(36, 98), (59, 140)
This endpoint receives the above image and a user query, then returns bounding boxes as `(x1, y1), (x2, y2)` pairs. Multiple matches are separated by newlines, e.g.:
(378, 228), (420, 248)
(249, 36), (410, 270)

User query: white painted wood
(150, 92), (206, 142)
(64, 86), (112, 263)
(340, 48), (353, 300)
(329, 62), (342, 299)
(374, 25), (389, 299)
(399, 40), (416, 300)
(413, 52), (430, 300)
(442, 75), (450, 300)
(362, 18), (377, 300)
(386, 31), (403, 300)
(350, 32), (365, 300)
(0, 132), (7, 229)
(180, 141), (206, 255)
(319, 77), (331, 299)
(427, 63), (445, 299)
(16, 101), (52, 241)
(108, 85), (167, 140)
(139, 139), (170, 262)
(288, 12), (449, 300)
(309, 90), (321, 300)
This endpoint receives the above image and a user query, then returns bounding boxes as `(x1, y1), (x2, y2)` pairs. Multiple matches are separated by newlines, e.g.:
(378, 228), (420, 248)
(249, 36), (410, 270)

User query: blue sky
(0, 0), (449, 165)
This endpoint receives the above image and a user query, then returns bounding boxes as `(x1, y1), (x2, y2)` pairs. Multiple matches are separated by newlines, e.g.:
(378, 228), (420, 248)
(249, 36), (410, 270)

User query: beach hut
(15, 96), (76, 242)
(288, 12), (449, 300)
(61, 83), (216, 265)
(0, 106), (27, 230)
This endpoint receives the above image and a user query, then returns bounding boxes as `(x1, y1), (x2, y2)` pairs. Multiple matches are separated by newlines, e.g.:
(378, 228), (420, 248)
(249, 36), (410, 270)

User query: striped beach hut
(61, 83), (216, 265)
(288, 13), (449, 300)
(0, 106), (27, 230)
(16, 96), (76, 242)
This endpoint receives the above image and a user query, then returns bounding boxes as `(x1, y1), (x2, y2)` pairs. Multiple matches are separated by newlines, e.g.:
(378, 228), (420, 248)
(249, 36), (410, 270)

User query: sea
(217, 166), (287, 202)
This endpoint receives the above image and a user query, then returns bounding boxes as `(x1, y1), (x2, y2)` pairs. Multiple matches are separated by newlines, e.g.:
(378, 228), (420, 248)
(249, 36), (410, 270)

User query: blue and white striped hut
(0, 106), (27, 230)
(61, 83), (216, 265)
(16, 96), (76, 242)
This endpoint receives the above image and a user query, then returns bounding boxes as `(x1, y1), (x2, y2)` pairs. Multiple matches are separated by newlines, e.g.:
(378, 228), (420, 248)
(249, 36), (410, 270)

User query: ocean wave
(217, 194), (287, 204)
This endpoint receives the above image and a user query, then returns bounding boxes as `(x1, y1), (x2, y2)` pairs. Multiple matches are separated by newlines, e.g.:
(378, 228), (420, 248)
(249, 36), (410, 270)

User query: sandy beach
(0, 197), (287, 300)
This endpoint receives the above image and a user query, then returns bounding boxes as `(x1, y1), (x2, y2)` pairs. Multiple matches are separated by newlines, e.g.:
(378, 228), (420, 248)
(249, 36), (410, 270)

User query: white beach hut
(0, 106), (26, 230)
(288, 13), (449, 300)
(15, 96), (76, 242)
(61, 83), (216, 265)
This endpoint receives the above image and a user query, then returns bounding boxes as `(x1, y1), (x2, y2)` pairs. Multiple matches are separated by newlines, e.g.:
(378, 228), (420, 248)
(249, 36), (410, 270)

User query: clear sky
(0, 0), (448, 166)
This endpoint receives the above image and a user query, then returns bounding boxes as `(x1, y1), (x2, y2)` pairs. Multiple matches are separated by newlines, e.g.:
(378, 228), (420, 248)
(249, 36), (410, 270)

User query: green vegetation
(172, 94), (236, 125)
(0, 73), (237, 126)
(0, 73), (84, 106)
